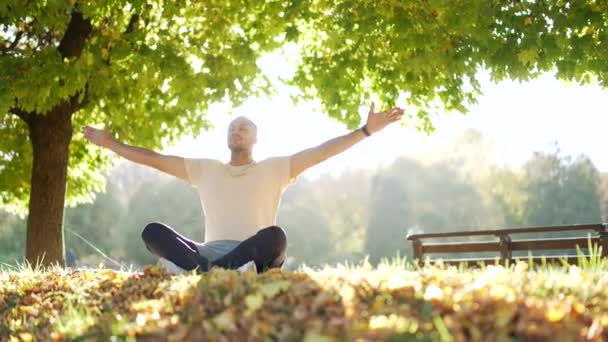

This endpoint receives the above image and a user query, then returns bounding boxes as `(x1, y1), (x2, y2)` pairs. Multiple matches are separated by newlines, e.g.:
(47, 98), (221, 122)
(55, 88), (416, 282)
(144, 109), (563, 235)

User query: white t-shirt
(184, 157), (295, 242)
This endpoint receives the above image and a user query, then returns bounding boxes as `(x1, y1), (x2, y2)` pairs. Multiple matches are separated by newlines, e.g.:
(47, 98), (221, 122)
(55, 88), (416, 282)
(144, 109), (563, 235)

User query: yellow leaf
(19, 306), (38, 316)
(19, 333), (34, 342)
(339, 285), (355, 302)
(495, 307), (515, 328)
(573, 302), (586, 315)
(245, 293), (264, 316)
(546, 307), (564, 322)
(514, 261), (528, 273)
(524, 17), (533, 26)
(303, 331), (335, 342)
(259, 280), (291, 298)
(50, 332), (63, 340)
(213, 309), (237, 332)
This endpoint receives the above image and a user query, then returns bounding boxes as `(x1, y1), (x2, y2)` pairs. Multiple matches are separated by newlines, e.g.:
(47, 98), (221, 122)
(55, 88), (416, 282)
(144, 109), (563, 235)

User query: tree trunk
(12, 9), (91, 268)
(25, 108), (73, 267)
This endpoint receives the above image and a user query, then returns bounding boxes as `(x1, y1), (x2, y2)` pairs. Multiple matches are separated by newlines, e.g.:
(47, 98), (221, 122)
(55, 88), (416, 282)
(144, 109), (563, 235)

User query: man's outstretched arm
(83, 126), (188, 181)
(290, 102), (404, 179)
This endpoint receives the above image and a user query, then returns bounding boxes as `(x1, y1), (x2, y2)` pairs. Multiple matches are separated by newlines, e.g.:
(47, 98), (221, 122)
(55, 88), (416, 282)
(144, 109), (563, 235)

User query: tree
(63, 179), (125, 266)
(278, 170), (371, 267)
(365, 170), (413, 264)
(484, 167), (527, 227)
(278, 180), (334, 268)
(3, 1), (608, 266)
(365, 154), (500, 262)
(0, 209), (25, 264)
(600, 173), (608, 222)
(522, 149), (602, 227)
(1, 1), (307, 266)
(122, 177), (204, 265)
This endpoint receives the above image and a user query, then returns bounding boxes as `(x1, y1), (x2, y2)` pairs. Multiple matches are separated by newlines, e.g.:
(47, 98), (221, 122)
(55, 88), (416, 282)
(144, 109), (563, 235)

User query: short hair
(229, 116), (257, 132)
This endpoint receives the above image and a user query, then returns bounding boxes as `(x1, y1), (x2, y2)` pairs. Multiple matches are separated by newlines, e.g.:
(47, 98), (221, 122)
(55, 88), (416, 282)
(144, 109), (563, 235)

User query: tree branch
(125, 14), (140, 34)
(70, 85), (90, 112)
(57, 9), (93, 59)
(36, 30), (55, 50)
(1, 30), (24, 56)
(51, 9), (94, 115)
(100, 13), (140, 67)
(9, 107), (33, 125)
(8, 30), (23, 50)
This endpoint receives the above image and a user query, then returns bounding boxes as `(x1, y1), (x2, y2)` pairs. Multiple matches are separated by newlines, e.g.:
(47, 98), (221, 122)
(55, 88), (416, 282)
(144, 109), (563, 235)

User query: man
(83, 102), (404, 273)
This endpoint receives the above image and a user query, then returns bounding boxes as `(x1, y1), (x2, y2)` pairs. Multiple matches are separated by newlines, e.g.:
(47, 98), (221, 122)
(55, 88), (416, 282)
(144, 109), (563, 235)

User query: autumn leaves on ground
(2, 259), (608, 341)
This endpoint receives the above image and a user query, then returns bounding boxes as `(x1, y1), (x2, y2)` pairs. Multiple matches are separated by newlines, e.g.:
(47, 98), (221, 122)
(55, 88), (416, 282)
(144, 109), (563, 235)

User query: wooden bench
(406, 223), (608, 266)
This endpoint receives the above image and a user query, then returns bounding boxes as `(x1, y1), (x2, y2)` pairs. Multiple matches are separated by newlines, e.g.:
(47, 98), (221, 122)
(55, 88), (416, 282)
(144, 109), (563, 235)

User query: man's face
(227, 117), (257, 152)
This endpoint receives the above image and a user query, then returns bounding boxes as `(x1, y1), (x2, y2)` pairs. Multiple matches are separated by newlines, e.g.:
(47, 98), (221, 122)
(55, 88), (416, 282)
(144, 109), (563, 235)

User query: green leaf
(259, 280), (291, 298)
(517, 48), (538, 66)
(244, 293), (264, 316)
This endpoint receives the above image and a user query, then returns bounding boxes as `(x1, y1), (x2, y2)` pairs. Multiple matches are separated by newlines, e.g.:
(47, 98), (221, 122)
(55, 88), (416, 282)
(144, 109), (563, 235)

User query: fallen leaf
(213, 309), (237, 332)
(259, 280), (291, 298)
(245, 293), (264, 316)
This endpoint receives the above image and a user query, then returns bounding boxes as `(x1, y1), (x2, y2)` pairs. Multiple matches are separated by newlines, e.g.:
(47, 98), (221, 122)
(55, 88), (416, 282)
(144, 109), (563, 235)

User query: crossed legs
(141, 222), (287, 273)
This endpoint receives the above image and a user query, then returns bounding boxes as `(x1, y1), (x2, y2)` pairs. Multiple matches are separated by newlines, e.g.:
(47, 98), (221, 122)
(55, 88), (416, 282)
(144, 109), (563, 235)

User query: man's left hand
(365, 102), (405, 134)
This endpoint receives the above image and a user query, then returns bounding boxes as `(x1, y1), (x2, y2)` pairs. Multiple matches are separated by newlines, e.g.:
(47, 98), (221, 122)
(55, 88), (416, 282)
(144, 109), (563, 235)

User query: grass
(2, 253), (608, 341)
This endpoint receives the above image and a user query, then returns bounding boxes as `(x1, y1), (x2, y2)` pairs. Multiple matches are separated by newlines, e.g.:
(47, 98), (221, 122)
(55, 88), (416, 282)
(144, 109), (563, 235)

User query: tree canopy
(1, 0), (308, 212)
(291, 0), (608, 130)
(3, 0), (608, 211)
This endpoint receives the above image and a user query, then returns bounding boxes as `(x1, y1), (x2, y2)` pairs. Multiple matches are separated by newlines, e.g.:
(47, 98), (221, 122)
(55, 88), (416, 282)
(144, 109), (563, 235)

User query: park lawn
(1, 258), (608, 341)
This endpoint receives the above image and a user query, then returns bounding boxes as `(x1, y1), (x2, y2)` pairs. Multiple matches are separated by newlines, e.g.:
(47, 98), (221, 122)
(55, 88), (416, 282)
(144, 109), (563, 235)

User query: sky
(163, 51), (608, 180)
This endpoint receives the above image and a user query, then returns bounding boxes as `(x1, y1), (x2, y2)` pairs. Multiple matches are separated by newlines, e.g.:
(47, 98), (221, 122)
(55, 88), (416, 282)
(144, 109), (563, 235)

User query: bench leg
(412, 239), (423, 266)
(498, 234), (512, 264)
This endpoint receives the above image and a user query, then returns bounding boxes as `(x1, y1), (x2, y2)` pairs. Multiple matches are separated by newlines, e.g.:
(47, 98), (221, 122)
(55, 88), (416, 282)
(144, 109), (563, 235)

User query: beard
(228, 142), (245, 152)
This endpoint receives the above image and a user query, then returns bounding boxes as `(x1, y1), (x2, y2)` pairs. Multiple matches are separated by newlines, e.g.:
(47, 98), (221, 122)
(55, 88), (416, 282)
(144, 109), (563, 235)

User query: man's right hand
(82, 125), (189, 182)
(83, 126), (113, 148)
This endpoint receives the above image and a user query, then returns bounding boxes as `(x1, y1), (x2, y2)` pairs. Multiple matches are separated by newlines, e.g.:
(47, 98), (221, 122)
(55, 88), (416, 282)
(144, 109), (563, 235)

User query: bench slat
(425, 255), (592, 267)
(510, 237), (600, 251)
(407, 223), (607, 240)
(422, 241), (500, 254)
(422, 237), (601, 255)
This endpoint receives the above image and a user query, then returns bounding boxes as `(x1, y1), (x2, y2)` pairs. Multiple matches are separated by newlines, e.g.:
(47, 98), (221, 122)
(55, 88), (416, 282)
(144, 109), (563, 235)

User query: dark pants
(141, 222), (287, 273)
